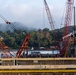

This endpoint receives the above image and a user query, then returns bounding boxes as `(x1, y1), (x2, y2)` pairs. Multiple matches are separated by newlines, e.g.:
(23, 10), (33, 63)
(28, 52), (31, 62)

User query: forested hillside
(0, 26), (74, 49)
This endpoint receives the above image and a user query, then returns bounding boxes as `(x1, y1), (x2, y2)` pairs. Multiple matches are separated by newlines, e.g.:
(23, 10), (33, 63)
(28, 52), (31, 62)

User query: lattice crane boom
(44, 0), (55, 31)
(0, 15), (11, 24)
(44, 0), (59, 48)
(16, 34), (30, 58)
(0, 15), (30, 58)
(61, 0), (74, 57)
(0, 15), (17, 30)
(64, 0), (74, 36)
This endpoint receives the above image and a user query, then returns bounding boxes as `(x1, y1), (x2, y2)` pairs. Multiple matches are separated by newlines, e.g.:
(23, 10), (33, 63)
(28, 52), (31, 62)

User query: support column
(74, 7), (76, 57)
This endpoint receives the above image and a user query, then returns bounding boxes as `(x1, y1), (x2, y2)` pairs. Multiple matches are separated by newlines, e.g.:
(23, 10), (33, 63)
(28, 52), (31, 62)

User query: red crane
(64, 0), (74, 36)
(44, 0), (74, 57)
(60, 0), (74, 57)
(44, 0), (58, 48)
(44, 0), (55, 31)
(16, 34), (30, 58)
(0, 15), (30, 58)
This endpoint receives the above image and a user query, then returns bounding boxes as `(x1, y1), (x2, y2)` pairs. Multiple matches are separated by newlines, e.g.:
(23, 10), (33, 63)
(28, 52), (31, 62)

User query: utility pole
(74, 6), (76, 57)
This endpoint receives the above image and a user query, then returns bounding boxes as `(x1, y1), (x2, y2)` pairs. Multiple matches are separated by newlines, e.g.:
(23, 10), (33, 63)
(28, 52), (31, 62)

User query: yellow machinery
(0, 58), (76, 73)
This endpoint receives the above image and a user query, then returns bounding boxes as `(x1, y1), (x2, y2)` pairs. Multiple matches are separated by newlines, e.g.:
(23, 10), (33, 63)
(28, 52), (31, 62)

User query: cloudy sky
(0, 0), (76, 29)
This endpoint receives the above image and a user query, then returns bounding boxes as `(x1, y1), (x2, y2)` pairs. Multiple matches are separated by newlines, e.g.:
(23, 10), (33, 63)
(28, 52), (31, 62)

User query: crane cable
(0, 14), (17, 30)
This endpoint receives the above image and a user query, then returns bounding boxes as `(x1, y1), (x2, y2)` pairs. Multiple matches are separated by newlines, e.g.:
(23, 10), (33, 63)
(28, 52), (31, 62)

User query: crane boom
(16, 34), (30, 58)
(0, 15), (11, 24)
(44, 0), (59, 48)
(64, 0), (74, 36)
(44, 0), (55, 30)
(0, 15), (30, 58)
(60, 0), (74, 57)
(0, 15), (17, 30)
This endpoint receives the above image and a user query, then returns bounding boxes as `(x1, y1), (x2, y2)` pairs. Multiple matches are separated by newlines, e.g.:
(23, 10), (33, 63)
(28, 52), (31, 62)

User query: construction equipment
(0, 37), (14, 58)
(44, 0), (74, 57)
(16, 34), (30, 58)
(44, 0), (55, 31)
(60, 0), (74, 57)
(44, 0), (58, 47)
(0, 0), (74, 58)
(64, 34), (74, 57)
(0, 15), (30, 58)
(63, 0), (74, 36)
(0, 15), (16, 30)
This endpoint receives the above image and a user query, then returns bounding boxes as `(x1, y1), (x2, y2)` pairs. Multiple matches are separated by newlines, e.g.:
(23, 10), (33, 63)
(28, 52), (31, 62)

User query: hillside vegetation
(0, 26), (74, 49)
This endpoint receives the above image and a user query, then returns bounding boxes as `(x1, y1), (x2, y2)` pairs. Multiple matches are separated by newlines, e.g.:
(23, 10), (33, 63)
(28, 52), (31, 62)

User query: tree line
(0, 26), (73, 49)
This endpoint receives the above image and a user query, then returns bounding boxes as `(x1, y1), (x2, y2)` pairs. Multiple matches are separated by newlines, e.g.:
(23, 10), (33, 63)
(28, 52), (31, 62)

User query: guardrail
(0, 58), (76, 70)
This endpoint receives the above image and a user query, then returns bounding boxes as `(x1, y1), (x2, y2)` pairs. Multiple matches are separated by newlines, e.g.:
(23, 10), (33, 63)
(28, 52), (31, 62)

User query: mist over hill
(0, 22), (36, 32)
(0, 23), (74, 49)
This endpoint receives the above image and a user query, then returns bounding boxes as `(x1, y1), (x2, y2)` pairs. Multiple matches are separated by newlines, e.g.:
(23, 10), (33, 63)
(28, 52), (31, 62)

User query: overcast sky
(0, 0), (76, 29)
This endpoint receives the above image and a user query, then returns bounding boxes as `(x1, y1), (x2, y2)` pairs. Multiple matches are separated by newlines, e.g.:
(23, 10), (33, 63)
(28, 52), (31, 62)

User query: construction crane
(16, 34), (30, 58)
(0, 15), (16, 57)
(44, 0), (55, 31)
(64, 0), (74, 36)
(60, 0), (74, 57)
(44, 0), (58, 47)
(44, 0), (74, 57)
(0, 34), (30, 58)
(0, 37), (14, 58)
(0, 15), (11, 24)
(0, 15), (30, 58)
(0, 15), (16, 30)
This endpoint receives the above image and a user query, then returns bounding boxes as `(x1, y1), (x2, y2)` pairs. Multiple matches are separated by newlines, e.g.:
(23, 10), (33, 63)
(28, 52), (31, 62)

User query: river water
(0, 49), (60, 58)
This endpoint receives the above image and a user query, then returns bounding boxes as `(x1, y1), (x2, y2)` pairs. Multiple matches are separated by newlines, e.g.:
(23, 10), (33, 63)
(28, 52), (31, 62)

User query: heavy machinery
(60, 0), (74, 57)
(44, 0), (58, 44)
(44, 0), (74, 57)
(0, 0), (74, 58)
(0, 36), (14, 58)
(16, 34), (30, 58)
(0, 15), (30, 58)
(64, 34), (75, 57)
(44, 0), (55, 31)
